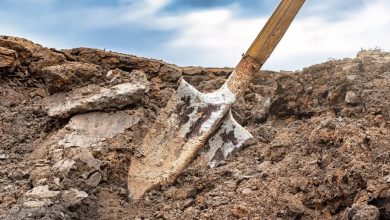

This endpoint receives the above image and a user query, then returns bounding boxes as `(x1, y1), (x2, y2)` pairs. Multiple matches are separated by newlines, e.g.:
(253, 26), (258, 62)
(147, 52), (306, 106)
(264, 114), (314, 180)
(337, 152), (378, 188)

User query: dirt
(0, 35), (389, 220)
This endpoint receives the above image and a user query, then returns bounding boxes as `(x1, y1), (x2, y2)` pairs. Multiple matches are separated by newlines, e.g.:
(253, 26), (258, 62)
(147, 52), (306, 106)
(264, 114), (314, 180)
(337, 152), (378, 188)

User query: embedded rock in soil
(346, 205), (380, 220)
(43, 82), (148, 118)
(24, 185), (60, 199)
(0, 47), (18, 69)
(0, 154), (7, 160)
(61, 188), (88, 206)
(87, 172), (102, 187)
(58, 111), (140, 148)
(42, 62), (105, 94)
(345, 90), (360, 104)
(51, 159), (76, 178)
(23, 185), (60, 208)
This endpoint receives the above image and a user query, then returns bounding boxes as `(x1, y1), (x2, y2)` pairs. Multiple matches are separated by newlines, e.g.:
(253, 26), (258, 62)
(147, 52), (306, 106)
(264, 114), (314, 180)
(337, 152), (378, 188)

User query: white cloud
(119, 0), (172, 24)
(155, 0), (390, 70)
(267, 0), (390, 70)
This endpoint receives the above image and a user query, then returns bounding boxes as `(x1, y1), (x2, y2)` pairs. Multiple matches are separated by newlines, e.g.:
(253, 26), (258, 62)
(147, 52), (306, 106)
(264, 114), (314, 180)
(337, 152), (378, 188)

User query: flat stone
(58, 111), (140, 148)
(44, 81), (148, 118)
(25, 185), (60, 199)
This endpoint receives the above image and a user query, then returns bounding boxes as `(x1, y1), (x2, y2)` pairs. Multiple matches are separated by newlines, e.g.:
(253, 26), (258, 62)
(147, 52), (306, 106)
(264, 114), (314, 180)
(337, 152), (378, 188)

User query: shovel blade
(128, 79), (236, 199)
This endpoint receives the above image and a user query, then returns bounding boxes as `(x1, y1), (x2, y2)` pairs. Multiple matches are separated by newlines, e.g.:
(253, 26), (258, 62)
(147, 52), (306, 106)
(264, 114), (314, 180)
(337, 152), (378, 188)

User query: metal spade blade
(201, 109), (253, 169)
(128, 79), (236, 199)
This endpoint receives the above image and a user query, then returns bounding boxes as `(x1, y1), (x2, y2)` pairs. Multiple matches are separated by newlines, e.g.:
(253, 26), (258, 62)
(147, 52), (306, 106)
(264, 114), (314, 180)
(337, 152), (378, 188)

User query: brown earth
(0, 36), (389, 220)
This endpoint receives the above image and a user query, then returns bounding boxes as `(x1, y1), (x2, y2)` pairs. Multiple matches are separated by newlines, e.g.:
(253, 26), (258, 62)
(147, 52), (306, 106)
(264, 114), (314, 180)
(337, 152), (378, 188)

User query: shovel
(128, 0), (305, 199)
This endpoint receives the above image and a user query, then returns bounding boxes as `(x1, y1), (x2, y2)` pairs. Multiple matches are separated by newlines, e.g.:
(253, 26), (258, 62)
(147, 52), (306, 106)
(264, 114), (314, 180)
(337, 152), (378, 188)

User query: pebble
(384, 175), (390, 183)
(54, 177), (60, 186)
(242, 188), (253, 194)
(345, 91), (360, 104)
(35, 88), (47, 97)
(87, 172), (102, 187)
(61, 188), (88, 205)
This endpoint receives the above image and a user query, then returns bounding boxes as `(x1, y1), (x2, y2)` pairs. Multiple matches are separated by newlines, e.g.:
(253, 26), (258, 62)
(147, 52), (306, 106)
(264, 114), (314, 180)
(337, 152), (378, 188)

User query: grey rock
(345, 91), (360, 104)
(44, 81), (149, 118)
(87, 172), (102, 187)
(25, 185), (60, 199)
(61, 188), (88, 206)
(73, 148), (102, 177)
(51, 159), (75, 177)
(0, 154), (7, 160)
(58, 112), (140, 148)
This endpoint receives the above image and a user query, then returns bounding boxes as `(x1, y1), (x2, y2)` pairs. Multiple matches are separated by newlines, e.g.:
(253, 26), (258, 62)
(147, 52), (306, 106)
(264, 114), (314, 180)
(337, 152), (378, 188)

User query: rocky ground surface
(0, 36), (389, 220)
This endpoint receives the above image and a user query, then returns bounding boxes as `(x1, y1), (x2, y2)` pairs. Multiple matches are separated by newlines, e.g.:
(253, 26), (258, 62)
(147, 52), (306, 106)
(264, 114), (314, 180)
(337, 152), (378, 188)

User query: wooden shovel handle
(226, 0), (305, 97)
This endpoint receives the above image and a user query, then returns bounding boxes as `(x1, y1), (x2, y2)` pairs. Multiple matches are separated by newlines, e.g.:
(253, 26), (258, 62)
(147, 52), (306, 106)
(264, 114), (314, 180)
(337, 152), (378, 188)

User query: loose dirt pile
(0, 36), (389, 220)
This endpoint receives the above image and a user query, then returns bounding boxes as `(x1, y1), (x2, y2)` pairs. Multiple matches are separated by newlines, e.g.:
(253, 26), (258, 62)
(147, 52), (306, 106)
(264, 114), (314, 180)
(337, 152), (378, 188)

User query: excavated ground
(0, 36), (389, 220)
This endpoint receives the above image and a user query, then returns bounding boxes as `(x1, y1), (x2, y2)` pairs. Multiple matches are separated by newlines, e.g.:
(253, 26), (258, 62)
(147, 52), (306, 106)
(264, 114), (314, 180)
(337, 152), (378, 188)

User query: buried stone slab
(23, 185), (61, 208)
(58, 111), (140, 148)
(28, 111), (140, 191)
(43, 82), (149, 118)
(24, 185), (60, 199)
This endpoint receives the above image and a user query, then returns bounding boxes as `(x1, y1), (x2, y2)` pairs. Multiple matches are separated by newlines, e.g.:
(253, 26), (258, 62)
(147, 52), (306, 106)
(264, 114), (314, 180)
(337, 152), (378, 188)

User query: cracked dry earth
(0, 36), (389, 220)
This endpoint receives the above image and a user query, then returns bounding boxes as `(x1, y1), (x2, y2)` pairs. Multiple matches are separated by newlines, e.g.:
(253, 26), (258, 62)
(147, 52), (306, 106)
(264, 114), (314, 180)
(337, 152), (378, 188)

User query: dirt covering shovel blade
(128, 79), (236, 199)
(200, 110), (253, 169)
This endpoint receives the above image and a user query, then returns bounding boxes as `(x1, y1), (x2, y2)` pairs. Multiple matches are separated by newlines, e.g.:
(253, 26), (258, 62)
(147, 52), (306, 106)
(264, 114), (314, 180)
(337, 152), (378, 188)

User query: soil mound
(0, 36), (389, 219)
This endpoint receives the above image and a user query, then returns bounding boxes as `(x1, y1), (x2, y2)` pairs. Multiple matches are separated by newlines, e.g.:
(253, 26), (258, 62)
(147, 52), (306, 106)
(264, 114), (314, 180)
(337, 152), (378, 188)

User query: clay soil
(0, 36), (390, 220)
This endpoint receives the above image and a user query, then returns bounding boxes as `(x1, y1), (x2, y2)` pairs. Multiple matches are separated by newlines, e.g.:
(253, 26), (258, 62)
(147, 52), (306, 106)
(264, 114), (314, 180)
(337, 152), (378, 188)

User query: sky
(0, 0), (389, 71)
